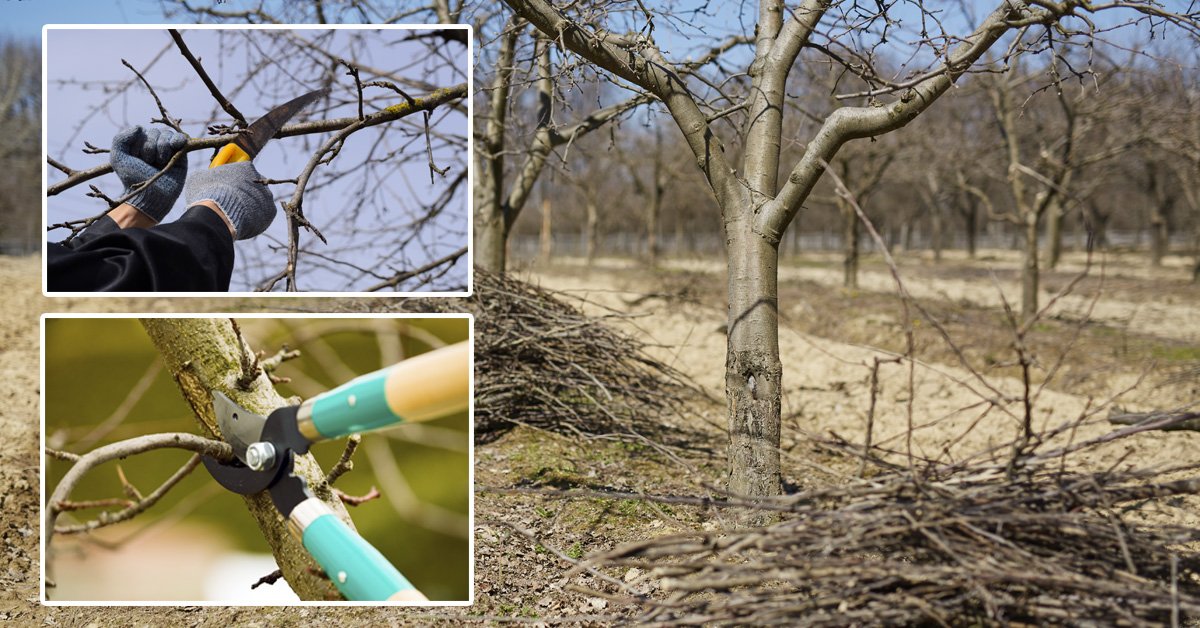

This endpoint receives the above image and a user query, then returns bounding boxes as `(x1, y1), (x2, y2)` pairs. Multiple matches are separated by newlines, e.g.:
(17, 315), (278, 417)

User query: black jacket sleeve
(47, 205), (235, 292)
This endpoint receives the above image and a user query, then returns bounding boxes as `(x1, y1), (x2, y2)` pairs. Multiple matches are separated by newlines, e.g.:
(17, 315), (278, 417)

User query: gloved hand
(184, 161), (277, 240)
(110, 125), (189, 222)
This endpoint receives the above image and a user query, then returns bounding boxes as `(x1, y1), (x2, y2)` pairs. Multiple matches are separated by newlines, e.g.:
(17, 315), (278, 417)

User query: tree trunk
(1021, 212), (1040, 321)
(646, 171), (662, 265)
(725, 213), (782, 498)
(1046, 196), (1065, 270)
(674, 218), (685, 257)
(539, 195), (553, 265)
(1193, 226), (1200, 283)
(841, 201), (859, 289)
(931, 202), (944, 263)
(474, 143), (509, 271)
(964, 205), (978, 259)
(475, 208), (508, 272)
(1150, 205), (1168, 267)
(141, 318), (352, 601)
(585, 196), (599, 267)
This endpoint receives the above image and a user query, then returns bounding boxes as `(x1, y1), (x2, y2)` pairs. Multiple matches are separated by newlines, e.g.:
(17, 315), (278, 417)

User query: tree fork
(141, 318), (353, 600)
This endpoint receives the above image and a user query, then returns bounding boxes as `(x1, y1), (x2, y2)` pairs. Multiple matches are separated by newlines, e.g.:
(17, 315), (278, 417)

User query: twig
(341, 58), (365, 121)
(120, 59), (183, 133)
(230, 319), (260, 390)
(364, 246), (468, 292)
(859, 356), (900, 478)
(251, 569), (284, 590)
(54, 498), (135, 512)
(45, 448), (80, 462)
(116, 464), (144, 501)
(47, 438), (223, 544)
(325, 434), (361, 486)
(423, 110), (449, 183)
(47, 156), (74, 175)
(334, 486), (381, 506)
(54, 456), (206, 537)
(168, 29), (248, 127)
(1108, 410), (1200, 432)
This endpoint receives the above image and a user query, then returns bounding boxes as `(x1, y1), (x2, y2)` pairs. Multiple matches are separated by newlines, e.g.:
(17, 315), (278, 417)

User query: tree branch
(168, 29), (248, 127)
(503, 0), (743, 210)
(45, 433), (231, 554)
(46, 82), (467, 196)
(759, 0), (1033, 242)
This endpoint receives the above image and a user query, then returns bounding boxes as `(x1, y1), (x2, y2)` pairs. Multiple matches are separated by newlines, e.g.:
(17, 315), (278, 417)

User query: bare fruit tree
(473, 19), (651, 271)
(499, 0), (1200, 496)
(0, 39), (39, 254)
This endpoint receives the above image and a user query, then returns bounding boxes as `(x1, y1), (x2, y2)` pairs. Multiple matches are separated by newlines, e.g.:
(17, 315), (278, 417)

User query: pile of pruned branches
(578, 443), (1200, 625)
(372, 269), (700, 443)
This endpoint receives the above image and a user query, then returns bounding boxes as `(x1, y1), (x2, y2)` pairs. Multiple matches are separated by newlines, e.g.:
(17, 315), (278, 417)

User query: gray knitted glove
(109, 125), (189, 222)
(184, 161), (276, 240)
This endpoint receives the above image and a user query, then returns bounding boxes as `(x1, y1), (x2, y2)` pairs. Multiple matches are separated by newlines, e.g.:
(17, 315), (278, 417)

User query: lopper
(201, 341), (470, 601)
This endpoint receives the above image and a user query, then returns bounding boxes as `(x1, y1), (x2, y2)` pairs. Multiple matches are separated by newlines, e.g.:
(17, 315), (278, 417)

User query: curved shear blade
(233, 88), (330, 158)
(212, 391), (267, 463)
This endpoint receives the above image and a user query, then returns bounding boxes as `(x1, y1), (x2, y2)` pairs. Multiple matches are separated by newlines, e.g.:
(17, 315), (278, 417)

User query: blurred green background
(44, 316), (470, 602)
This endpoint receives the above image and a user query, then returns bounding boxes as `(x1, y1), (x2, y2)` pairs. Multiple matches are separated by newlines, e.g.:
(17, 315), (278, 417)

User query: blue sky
(2, 0), (165, 39)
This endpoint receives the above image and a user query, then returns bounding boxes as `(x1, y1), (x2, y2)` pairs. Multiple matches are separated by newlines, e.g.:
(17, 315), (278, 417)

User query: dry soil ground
(2, 248), (1198, 625)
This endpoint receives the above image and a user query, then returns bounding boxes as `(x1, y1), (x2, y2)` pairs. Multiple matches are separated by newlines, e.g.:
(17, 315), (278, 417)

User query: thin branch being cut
(167, 29), (248, 127)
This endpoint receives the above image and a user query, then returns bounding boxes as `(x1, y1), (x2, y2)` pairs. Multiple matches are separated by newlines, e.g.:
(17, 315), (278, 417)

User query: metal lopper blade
(212, 391), (267, 464)
(232, 88), (329, 158)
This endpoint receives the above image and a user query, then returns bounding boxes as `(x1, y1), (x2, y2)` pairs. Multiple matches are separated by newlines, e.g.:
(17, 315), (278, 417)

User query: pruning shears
(209, 88), (329, 167)
(200, 341), (470, 601)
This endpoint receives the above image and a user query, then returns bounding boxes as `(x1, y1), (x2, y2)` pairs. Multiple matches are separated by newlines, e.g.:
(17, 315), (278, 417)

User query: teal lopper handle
(308, 367), (399, 439)
(301, 512), (416, 601)
(302, 342), (470, 441)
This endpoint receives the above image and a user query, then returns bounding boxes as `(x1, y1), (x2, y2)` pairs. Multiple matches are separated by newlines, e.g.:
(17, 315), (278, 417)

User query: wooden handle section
(383, 342), (470, 423)
(210, 143), (251, 168)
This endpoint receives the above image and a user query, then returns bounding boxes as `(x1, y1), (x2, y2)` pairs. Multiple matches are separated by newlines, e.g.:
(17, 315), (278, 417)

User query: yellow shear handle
(210, 143), (251, 168)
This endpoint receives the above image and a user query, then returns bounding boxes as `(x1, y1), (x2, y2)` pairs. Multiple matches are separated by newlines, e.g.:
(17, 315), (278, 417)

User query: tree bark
(1150, 205), (1169, 267)
(585, 195), (599, 267)
(1045, 196), (1065, 270)
(1147, 167), (1173, 267)
(931, 202), (944, 263)
(475, 205), (509, 272)
(841, 200), (859, 289)
(473, 18), (520, 273)
(725, 209), (782, 498)
(964, 203), (978, 259)
(141, 318), (352, 601)
(1021, 212), (1040, 322)
(646, 142), (664, 266)
(539, 194), (553, 265)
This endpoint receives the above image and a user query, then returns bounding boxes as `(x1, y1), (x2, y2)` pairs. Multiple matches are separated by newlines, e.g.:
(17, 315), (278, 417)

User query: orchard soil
(3, 249), (1198, 624)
